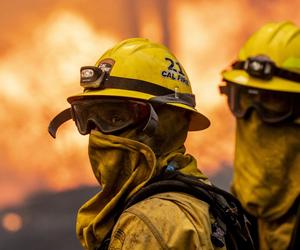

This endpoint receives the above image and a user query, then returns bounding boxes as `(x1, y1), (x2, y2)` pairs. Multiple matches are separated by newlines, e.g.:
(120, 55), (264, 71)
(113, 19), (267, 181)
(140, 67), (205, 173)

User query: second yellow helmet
(222, 21), (300, 93)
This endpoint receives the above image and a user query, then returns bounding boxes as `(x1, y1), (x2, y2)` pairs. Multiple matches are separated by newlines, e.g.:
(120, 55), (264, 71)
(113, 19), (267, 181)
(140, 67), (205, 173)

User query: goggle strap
(48, 108), (72, 138)
(149, 93), (196, 107)
(275, 67), (300, 83)
(142, 104), (159, 136)
(233, 60), (300, 83)
(232, 61), (244, 70)
(219, 85), (229, 95)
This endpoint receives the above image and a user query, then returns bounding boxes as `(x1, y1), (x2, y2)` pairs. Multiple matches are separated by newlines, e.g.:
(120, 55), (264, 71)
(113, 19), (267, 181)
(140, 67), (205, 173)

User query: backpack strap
(288, 196), (300, 250)
(97, 170), (255, 250)
(97, 236), (110, 250)
(124, 170), (255, 250)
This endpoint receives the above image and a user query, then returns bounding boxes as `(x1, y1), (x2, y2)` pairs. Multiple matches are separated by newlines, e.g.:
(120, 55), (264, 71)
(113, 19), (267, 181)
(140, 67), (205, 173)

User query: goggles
(232, 55), (300, 82)
(219, 82), (300, 123)
(48, 99), (159, 138)
(72, 99), (152, 135)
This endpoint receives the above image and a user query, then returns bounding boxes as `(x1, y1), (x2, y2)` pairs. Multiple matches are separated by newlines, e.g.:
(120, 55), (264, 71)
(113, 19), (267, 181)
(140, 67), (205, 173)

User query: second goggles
(220, 82), (300, 123)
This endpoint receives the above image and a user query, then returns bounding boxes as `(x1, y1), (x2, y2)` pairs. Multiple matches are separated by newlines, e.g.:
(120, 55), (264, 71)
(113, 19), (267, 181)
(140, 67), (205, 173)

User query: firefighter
(220, 21), (300, 250)
(49, 38), (253, 250)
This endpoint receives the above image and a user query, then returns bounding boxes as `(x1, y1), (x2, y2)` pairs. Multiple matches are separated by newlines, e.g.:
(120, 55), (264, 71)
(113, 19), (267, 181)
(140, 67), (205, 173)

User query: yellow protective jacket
(109, 192), (226, 250)
(77, 113), (230, 250)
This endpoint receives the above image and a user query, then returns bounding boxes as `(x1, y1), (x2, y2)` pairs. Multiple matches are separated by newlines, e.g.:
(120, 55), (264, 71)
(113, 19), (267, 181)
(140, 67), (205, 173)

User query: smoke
(0, 0), (299, 207)
(0, 10), (116, 207)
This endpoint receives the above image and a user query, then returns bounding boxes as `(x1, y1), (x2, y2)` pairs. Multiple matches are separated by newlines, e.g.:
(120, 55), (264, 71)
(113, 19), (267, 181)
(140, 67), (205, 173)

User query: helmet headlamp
(232, 55), (300, 83)
(243, 55), (275, 80)
(80, 66), (106, 89)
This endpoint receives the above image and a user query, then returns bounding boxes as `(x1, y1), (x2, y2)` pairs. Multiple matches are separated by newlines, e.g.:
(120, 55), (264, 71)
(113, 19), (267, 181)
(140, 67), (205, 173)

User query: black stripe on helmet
(84, 76), (196, 108)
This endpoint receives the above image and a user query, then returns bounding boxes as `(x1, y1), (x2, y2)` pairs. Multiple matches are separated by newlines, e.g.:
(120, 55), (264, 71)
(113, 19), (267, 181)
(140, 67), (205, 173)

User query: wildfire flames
(0, 0), (299, 208)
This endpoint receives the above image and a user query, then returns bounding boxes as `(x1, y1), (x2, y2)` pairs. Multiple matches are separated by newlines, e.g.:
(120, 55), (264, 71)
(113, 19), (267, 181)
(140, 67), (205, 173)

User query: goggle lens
(71, 99), (150, 135)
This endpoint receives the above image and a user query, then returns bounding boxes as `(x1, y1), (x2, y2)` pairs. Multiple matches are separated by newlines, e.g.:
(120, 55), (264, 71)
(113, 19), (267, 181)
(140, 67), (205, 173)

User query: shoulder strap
(124, 170), (255, 250)
(288, 196), (300, 250)
(97, 170), (255, 250)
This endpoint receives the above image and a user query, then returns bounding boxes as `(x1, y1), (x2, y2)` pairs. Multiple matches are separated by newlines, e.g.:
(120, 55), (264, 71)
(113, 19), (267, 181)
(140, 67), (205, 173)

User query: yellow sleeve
(108, 209), (163, 250)
(109, 193), (220, 250)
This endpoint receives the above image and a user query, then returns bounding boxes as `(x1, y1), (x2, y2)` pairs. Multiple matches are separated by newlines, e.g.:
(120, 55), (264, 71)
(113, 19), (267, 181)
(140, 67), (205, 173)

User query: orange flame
(0, 11), (117, 207)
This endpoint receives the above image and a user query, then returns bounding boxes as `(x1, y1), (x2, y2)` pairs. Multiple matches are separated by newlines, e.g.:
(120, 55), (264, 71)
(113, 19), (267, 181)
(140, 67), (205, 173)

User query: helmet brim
(222, 69), (300, 93)
(67, 88), (210, 131)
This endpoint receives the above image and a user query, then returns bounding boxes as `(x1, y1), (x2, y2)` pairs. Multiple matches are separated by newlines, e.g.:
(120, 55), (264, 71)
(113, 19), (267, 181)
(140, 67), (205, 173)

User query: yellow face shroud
(232, 112), (300, 220)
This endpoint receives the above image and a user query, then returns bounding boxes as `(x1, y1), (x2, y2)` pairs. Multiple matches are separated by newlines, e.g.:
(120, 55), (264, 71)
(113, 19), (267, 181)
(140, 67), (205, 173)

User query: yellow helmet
(49, 38), (210, 137)
(222, 21), (300, 93)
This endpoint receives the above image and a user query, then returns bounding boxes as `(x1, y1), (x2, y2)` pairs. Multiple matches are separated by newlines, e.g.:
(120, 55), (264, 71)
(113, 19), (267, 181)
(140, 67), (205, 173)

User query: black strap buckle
(211, 222), (226, 248)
